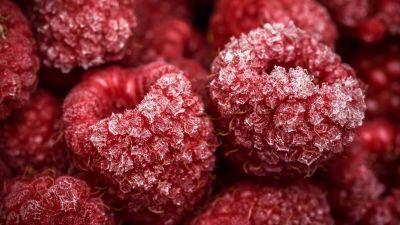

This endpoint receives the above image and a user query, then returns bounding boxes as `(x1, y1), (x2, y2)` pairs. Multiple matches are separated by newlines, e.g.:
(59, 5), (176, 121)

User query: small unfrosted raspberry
(26, 0), (137, 73)
(356, 119), (397, 154)
(320, 0), (400, 43)
(0, 0), (39, 120)
(63, 63), (217, 225)
(134, 0), (193, 34)
(0, 89), (67, 174)
(0, 174), (116, 225)
(123, 19), (210, 68)
(209, 22), (365, 178)
(189, 181), (333, 225)
(349, 42), (400, 120)
(209, 0), (338, 49)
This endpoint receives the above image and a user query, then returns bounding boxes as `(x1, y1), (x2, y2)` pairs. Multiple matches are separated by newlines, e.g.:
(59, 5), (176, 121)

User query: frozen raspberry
(320, 0), (400, 43)
(26, 0), (137, 73)
(189, 181), (333, 225)
(0, 174), (116, 225)
(209, 22), (365, 178)
(325, 134), (400, 224)
(123, 19), (210, 68)
(134, 0), (193, 34)
(0, 0), (39, 120)
(0, 89), (67, 174)
(349, 42), (400, 120)
(63, 63), (217, 225)
(209, 0), (338, 50)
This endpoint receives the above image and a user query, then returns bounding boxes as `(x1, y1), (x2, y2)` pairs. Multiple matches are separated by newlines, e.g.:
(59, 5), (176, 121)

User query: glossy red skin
(0, 89), (67, 175)
(63, 63), (217, 225)
(349, 42), (400, 120)
(0, 0), (39, 120)
(0, 175), (116, 225)
(209, 0), (338, 50)
(189, 181), (334, 225)
(26, 0), (137, 73)
(209, 22), (365, 178)
(320, 0), (400, 43)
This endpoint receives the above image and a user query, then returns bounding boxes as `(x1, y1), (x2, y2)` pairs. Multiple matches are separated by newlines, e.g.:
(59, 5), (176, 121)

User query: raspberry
(123, 19), (210, 68)
(320, 0), (400, 43)
(0, 89), (67, 174)
(0, 0), (39, 120)
(26, 0), (137, 73)
(0, 174), (116, 225)
(349, 42), (400, 120)
(325, 127), (400, 224)
(209, 22), (365, 178)
(209, 0), (338, 49)
(134, 0), (193, 34)
(63, 63), (217, 224)
(356, 119), (397, 154)
(189, 181), (333, 225)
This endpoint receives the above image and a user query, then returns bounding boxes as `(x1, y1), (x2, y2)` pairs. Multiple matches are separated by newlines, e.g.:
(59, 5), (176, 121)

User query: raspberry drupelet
(63, 63), (217, 225)
(0, 0), (39, 120)
(0, 89), (67, 175)
(209, 0), (338, 50)
(189, 181), (334, 225)
(26, 0), (137, 73)
(209, 22), (366, 178)
(0, 174), (116, 225)
(320, 0), (400, 43)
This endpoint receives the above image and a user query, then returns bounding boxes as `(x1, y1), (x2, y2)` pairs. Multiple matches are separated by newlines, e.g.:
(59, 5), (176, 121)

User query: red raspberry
(63, 63), (217, 225)
(0, 174), (116, 225)
(0, 159), (11, 180)
(320, 0), (400, 43)
(0, 0), (39, 120)
(134, 0), (193, 34)
(349, 42), (400, 120)
(356, 119), (397, 154)
(123, 19), (210, 68)
(209, 22), (365, 178)
(189, 181), (333, 225)
(209, 0), (338, 50)
(325, 124), (400, 224)
(26, 0), (137, 73)
(0, 89), (67, 174)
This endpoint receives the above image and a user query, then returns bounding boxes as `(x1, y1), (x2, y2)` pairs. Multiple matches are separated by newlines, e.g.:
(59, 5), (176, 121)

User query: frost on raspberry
(209, 22), (366, 178)
(26, 0), (137, 73)
(63, 63), (217, 224)
(0, 89), (67, 175)
(320, 0), (400, 43)
(209, 0), (338, 50)
(189, 181), (333, 225)
(0, 0), (39, 120)
(0, 175), (116, 225)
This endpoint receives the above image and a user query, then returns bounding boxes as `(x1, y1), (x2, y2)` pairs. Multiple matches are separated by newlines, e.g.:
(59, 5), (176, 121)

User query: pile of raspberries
(0, 0), (399, 224)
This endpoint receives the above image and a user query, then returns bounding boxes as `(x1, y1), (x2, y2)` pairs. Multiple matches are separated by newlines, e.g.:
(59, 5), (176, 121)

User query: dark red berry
(320, 0), (400, 43)
(209, 22), (365, 178)
(209, 0), (338, 50)
(0, 175), (116, 225)
(356, 119), (397, 154)
(26, 0), (137, 73)
(189, 181), (333, 225)
(349, 42), (400, 120)
(0, 89), (67, 175)
(123, 19), (209, 67)
(0, 0), (39, 120)
(63, 63), (217, 225)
